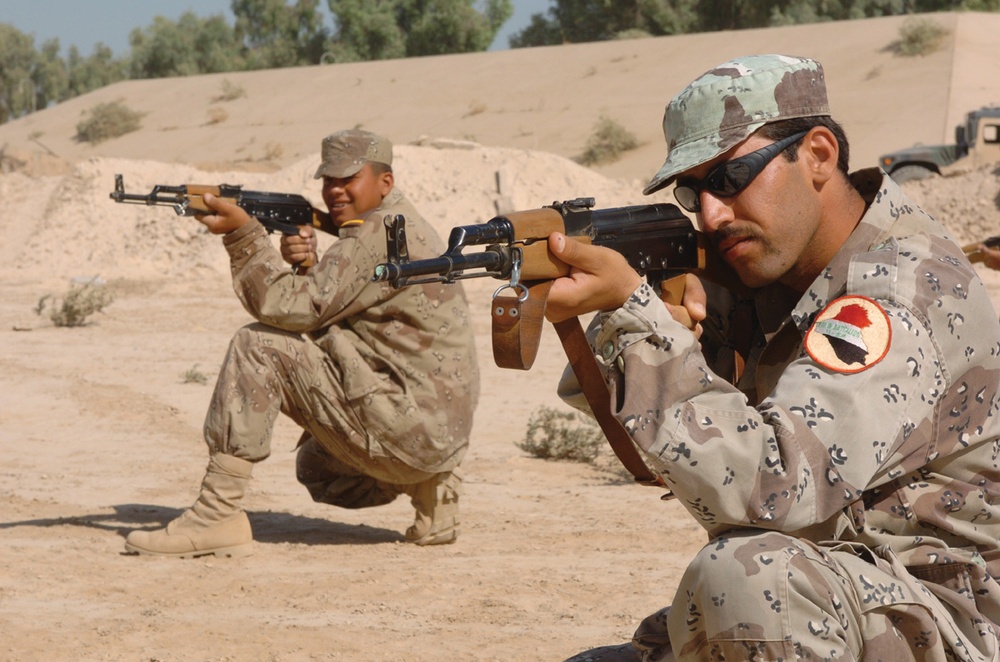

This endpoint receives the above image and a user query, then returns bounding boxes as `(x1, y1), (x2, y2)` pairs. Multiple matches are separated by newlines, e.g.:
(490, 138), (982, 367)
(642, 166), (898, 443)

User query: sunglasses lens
(709, 162), (752, 197)
(673, 186), (699, 212)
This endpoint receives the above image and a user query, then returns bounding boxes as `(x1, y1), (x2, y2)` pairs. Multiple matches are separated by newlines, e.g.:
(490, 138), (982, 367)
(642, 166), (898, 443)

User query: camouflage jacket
(563, 169), (1000, 574)
(221, 187), (480, 473)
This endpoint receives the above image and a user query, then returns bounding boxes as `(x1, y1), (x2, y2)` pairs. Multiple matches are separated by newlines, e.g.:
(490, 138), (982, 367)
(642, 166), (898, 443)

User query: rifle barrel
(373, 250), (507, 286)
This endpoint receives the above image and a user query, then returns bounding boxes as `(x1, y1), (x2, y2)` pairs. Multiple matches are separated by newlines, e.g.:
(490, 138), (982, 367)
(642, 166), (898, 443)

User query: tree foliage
(326, 0), (513, 61)
(233, 0), (330, 68)
(326, 0), (408, 61)
(509, 0), (997, 46)
(66, 44), (128, 99)
(0, 23), (40, 123)
(512, 1), (675, 44)
(128, 12), (244, 78)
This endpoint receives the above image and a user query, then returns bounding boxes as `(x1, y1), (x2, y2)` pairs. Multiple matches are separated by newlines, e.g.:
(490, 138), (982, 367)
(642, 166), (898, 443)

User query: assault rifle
(964, 235), (1000, 264)
(109, 174), (333, 269)
(373, 198), (731, 492)
(373, 197), (707, 317)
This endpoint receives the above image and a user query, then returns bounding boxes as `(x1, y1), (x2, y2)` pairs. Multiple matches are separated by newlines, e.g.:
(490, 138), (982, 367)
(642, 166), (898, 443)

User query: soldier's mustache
(711, 225), (764, 248)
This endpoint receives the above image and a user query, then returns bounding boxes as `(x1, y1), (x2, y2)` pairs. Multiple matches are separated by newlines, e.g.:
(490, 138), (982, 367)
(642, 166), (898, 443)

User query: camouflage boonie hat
(643, 54), (830, 195)
(314, 129), (393, 179)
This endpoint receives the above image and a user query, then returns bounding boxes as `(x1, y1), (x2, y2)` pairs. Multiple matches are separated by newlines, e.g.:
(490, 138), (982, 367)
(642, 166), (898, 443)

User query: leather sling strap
(491, 280), (672, 494)
(553, 317), (670, 493)
(492, 280), (553, 370)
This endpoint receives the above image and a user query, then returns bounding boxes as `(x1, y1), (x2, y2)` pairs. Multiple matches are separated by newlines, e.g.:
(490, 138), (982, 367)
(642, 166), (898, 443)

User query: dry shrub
(76, 101), (143, 144)
(517, 405), (604, 463)
(895, 17), (948, 57)
(263, 142), (284, 160)
(580, 115), (639, 166)
(214, 79), (247, 102)
(206, 106), (229, 125)
(36, 281), (114, 327)
(181, 364), (209, 385)
(464, 101), (487, 117)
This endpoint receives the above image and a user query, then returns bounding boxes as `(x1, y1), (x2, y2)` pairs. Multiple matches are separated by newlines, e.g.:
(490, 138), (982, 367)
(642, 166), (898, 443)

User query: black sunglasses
(673, 130), (809, 213)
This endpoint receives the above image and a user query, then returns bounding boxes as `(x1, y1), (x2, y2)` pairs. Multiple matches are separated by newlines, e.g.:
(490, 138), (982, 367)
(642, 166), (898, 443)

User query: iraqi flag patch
(804, 295), (891, 374)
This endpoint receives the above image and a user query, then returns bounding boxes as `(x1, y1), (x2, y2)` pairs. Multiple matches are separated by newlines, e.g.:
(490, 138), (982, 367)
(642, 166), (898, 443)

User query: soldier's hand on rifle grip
(660, 273), (706, 340)
(196, 193), (251, 235)
(281, 226), (318, 270)
(980, 243), (1000, 271)
(544, 232), (643, 324)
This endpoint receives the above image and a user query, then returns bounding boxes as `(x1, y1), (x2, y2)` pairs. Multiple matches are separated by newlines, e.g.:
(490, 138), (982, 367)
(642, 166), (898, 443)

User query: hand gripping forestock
(963, 235), (1000, 264)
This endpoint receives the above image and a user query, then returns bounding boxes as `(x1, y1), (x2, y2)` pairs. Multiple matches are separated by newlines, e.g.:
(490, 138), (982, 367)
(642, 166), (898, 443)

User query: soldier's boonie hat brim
(314, 130), (393, 179)
(643, 54), (830, 196)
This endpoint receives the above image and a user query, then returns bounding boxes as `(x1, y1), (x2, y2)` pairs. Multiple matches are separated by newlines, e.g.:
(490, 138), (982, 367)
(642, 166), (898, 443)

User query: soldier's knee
(229, 322), (273, 353)
(681, 531), (797, 612)
(295, 440), (398, 509)
(690, 531), (793, 575)
(676, 532), (858, 659)
(295, 436), (327, 484)
(301, 476), (400, 509)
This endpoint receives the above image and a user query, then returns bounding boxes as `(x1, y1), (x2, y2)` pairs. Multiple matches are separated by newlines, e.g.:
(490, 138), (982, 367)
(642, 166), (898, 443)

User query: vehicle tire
(889, 165), (935, 184)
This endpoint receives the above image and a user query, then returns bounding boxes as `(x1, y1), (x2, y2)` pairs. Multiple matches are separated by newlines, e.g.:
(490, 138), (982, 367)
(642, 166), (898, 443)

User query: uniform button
(616, 355), (625, 372)
(602, 342), (614, 360)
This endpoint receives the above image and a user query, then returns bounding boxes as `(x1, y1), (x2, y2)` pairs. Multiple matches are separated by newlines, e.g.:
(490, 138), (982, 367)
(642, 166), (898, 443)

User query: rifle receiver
(374, 214), (514, 287)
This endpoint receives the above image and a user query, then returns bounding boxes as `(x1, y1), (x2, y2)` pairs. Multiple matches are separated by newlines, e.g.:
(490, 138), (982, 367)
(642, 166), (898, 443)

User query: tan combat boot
(403, 470), (460, 546)
(125, 454), (254, 559)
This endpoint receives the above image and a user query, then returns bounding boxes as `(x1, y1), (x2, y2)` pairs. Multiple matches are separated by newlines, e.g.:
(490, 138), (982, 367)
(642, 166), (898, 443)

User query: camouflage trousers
(566, 530), (1000, 661)
(204, 323), (433, 507)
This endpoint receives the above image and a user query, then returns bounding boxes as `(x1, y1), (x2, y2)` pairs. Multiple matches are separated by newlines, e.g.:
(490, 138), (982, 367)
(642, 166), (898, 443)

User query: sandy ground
(1, 12), (1000, 662)
(0, 273), (712, 661)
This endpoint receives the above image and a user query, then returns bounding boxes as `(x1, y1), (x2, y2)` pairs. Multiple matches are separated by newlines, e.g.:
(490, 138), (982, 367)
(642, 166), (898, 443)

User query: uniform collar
(755, 169), (899, 336)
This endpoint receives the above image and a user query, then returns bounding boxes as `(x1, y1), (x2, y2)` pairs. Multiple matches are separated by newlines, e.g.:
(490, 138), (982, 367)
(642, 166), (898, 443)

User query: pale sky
(0, 0), (552, 56)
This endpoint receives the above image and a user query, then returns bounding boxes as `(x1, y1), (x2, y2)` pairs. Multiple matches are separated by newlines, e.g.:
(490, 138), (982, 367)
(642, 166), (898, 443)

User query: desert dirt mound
(898, 162), (1000, 246)
(7, 141), (672, 286)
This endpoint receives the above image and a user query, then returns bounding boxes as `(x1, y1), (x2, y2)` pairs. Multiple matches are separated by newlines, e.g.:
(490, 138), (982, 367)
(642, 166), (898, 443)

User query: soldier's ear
(379, 170), (394, 197)
(802, 126), (838, 185)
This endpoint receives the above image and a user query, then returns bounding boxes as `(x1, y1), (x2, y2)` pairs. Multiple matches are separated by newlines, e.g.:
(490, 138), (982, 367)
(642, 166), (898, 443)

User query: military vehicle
(879, 106), (1000, 183)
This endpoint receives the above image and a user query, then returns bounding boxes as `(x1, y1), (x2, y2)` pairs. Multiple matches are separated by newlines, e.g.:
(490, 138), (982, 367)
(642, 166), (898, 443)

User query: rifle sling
(553, 318), (670, 493)
(491, 280), (672, 494)
(491, 280), (553, 370)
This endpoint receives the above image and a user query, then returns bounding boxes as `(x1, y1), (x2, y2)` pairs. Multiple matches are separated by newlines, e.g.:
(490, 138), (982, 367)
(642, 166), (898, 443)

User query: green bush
(181, 364), (209, 385)
(76, 101), (143, 143)
(36, 281), (114, 327)
(896, 18), (948, 57)
(517, 405), (604, 463)
(580, 115), (639, 166)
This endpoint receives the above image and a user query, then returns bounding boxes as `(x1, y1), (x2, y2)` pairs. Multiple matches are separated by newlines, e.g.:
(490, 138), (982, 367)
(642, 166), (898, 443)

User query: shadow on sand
(0, 503), (404, 546)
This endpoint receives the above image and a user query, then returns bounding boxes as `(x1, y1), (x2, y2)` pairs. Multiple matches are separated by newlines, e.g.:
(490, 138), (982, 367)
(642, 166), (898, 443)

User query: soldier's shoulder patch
(804, 295), (891, 374)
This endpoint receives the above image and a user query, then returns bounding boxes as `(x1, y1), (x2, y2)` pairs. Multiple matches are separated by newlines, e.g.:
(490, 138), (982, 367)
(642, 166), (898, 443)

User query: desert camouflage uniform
(205, 187), (479, 503)
(563, 170), (1000, 661)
